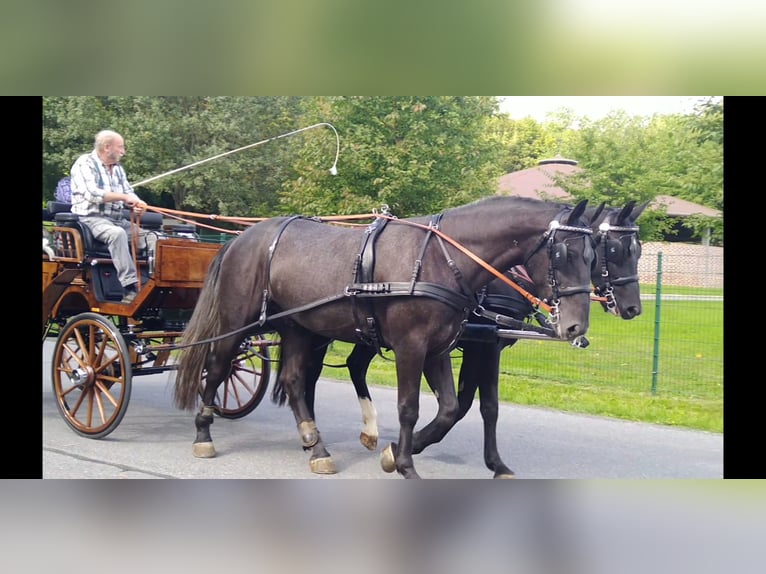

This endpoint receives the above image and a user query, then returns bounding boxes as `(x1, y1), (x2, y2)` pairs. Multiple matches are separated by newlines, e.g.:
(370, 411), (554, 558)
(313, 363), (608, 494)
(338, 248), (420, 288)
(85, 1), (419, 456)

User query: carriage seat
(47, 201), (163, 259)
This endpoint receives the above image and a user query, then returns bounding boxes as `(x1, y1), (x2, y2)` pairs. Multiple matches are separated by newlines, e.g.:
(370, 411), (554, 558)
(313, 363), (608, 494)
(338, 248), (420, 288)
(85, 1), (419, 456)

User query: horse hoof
(192, 442), (216, 458)
(360, 432), (378, 451)
(310, 457), (337, 474)
(380, 444), (396, 473)
(494, 473), (516, 479)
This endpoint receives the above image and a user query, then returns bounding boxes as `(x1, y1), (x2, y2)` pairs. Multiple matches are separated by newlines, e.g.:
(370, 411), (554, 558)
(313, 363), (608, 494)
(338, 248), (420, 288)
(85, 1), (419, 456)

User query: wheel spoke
(93, 387), (108, 425)
(94, 378), (121, 408)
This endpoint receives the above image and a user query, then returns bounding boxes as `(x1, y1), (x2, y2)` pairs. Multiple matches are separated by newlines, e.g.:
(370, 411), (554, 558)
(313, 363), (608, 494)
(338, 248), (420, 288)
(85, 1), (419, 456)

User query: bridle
(592, 217), (641, 312)
(522, 211), (594, 326)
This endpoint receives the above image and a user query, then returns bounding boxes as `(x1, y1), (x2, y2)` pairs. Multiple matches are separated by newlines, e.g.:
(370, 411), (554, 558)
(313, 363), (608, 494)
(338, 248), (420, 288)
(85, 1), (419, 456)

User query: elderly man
(70, 129), (154, 304)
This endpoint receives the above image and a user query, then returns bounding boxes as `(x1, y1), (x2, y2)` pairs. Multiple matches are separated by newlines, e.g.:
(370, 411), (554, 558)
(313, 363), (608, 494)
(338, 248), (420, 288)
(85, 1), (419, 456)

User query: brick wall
(638, 242), (723, 289)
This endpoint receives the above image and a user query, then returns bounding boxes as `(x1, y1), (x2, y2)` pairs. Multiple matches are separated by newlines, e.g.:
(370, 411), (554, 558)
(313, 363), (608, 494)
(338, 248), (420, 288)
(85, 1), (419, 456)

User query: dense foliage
(42, 96), (722, 241)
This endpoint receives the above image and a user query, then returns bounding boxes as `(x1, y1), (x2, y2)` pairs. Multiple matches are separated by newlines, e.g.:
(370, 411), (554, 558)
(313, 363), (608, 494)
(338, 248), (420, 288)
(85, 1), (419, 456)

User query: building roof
(651, 195), (721, 217)
(497, 159), (578, 201)
(497, 159), (721, 217)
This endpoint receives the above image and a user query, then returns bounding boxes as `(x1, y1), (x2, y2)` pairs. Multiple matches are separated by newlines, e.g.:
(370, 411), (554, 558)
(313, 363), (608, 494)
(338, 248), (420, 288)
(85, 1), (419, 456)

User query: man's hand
(123, 193), (146, 213)
(122, 193), (139, 207)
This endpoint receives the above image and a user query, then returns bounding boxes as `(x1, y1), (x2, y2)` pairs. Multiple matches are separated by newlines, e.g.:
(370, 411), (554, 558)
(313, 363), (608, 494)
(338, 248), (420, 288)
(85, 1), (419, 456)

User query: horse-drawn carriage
(42, 194), (645, 478)
(42, 202), (276, 439)
(43, 124), (647, 478)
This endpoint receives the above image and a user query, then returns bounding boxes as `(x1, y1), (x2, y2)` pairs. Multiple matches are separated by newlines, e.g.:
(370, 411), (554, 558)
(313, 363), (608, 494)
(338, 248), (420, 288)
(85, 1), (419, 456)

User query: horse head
(588, 200), (648, 319)
(520, 198), (595, 341)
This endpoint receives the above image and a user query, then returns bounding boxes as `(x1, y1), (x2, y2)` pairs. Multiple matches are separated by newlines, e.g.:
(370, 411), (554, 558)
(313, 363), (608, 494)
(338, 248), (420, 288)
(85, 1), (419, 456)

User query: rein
(140, 206), (592, 354)
(372, 213), (557, 313)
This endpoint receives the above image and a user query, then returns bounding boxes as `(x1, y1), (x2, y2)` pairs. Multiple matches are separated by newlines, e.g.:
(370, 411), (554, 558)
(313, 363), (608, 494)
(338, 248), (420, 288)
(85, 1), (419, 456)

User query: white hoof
(360, 432), (378, 451)
(192, 441), (216, 458)
(380, 444), (396, 473)
(310, 457), (337, 474)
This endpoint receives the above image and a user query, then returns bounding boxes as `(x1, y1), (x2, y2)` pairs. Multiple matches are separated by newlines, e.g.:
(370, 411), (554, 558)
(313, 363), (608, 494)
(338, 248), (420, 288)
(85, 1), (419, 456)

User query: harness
(516, 212), (595, 326)
(253, 205), (593, 352)
(255, 211), (477, 356)
(592, 218), (640, 311)
(472, 265), (552, 336)
(145, 204), (596, 355)
(347, 210), (477, 356)
(349, 207), (393, 349)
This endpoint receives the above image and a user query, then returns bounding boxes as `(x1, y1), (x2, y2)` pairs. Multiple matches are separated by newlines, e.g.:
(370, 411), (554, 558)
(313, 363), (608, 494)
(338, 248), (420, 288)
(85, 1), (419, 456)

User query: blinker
(551, 242), (567, 269)
(607, 235), (641, 262)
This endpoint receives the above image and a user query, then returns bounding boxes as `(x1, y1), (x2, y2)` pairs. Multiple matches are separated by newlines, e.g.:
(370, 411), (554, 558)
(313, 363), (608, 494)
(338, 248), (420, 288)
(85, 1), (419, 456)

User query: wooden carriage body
(42, 202), (273, 439)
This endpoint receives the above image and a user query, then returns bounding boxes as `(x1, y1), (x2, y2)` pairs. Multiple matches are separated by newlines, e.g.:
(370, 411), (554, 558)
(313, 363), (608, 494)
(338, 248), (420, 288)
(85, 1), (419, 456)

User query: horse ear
(568, 199), (588, 224)
(630, 200), (650, 221)
(589, 201), (606, 225)
(617, 200), (637, 225)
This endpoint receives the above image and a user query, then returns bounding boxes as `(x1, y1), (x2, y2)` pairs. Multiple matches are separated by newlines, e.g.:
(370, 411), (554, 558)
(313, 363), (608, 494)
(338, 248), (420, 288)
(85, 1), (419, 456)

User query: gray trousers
(79, 215), (157, 288)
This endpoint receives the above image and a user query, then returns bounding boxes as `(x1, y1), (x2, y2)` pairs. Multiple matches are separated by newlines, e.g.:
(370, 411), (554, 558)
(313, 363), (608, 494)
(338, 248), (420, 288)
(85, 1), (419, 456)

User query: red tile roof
(497, 159), (721, 217)
(497, 160), (578, 201)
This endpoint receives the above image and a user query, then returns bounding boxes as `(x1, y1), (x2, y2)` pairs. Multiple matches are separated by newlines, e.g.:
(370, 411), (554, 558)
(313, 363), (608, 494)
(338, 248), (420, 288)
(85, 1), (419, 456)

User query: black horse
(174, 196), (596, 478)
(301, 200), (647, 477)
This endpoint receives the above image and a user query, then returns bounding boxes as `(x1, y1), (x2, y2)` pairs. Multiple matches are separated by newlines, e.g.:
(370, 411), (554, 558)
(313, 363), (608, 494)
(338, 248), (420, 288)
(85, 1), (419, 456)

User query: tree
(43, 97), (120, 199)
(487, 115), (559, 174)
(551, 104), (723, 242)
(278, 96), (505, 217)
(43, 96), (308, 216)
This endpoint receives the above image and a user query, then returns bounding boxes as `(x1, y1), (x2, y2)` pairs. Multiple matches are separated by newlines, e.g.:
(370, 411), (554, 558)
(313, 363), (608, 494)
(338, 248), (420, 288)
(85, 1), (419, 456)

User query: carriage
(42, 192), (646, 478)
(42, 121), (647, 478)
(42, 201), (278, 439)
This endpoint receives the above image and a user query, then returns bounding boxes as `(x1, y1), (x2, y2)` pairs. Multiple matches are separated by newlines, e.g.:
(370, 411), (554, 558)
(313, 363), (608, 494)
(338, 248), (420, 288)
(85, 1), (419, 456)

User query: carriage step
(496, 328), (567, 342)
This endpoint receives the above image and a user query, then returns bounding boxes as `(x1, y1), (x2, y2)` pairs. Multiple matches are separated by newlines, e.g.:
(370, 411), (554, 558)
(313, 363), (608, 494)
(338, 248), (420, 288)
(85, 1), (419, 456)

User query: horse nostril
(566, 324), (586, 340)
(624, 306), (641, 320)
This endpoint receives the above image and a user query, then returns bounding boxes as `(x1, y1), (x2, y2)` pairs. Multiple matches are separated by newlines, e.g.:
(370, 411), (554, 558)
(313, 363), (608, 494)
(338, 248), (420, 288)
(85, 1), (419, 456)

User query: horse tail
(174, 240), (233, 411)
(271, 358), (288, 406)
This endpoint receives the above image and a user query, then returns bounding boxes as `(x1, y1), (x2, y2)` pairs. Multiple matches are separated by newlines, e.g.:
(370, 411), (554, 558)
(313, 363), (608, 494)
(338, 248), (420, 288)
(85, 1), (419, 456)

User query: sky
(498, 96), (714, 123)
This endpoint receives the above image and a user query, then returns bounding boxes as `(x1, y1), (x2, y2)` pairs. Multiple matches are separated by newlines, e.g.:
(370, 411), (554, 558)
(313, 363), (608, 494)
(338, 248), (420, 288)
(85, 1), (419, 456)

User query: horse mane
(441, 195), (566, 219)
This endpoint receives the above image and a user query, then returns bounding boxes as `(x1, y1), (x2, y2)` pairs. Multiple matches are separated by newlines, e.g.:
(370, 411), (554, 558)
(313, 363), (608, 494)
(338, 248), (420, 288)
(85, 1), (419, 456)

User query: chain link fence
(498, 242), (723, 402)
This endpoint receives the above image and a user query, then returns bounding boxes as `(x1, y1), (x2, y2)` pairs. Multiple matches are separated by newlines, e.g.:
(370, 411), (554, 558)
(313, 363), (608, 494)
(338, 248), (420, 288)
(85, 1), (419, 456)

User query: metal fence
(497, 242), (724, 401)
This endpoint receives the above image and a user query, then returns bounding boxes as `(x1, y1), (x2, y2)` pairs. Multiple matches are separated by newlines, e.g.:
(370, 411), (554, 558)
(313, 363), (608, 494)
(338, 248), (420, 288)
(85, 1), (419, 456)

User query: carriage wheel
(51, 312), (132, 439)
(203, 335), (273, 419)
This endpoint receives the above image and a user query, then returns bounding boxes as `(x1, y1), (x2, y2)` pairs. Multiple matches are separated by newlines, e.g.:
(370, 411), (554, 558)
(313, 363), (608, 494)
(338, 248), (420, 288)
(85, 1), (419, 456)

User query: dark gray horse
(302, 200), (647, 477)
(175, 196), (596, 478)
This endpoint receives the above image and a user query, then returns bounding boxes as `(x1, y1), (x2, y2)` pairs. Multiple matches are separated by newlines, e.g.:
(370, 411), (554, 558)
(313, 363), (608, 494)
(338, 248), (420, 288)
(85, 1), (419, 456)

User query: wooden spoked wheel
(51, 312), (132, 439)
(203, 335), (274, 419)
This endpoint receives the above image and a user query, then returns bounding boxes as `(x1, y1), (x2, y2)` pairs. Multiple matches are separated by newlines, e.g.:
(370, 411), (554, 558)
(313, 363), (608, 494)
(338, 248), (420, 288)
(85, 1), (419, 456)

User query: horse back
(233, 216), (469, 350)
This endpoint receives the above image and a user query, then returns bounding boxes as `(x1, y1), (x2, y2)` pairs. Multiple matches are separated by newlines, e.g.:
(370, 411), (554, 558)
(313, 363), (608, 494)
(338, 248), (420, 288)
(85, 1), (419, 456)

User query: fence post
(651, 251), (663, 395)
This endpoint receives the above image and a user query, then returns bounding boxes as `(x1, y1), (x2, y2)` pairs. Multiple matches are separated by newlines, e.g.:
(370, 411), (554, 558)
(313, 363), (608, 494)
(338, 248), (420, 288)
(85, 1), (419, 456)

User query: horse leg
(278, 332), (336, 474)
(468, 340), (516, 478)
(379, 346), (429, 479)
(455, 345), (480, 422)
(346, 344), (379, 450)
(408, 353), (460, 454)
(193, 337), (242, 458)
(381, 352), (458, 478)
(303, 341), (330, 420)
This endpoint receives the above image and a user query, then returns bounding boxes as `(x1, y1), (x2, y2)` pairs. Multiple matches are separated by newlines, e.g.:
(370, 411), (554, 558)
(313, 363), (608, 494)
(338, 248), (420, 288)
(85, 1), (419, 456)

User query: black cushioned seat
(47, 201), (162, 258)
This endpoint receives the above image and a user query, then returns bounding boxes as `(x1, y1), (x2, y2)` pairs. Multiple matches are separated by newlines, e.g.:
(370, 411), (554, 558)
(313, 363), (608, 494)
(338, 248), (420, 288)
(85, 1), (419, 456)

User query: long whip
(131, 122), (340, 188)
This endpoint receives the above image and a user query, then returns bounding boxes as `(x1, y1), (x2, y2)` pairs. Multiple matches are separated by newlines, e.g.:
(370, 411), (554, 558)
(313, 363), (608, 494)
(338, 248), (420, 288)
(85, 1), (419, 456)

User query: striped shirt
(70, 150), (135, 219)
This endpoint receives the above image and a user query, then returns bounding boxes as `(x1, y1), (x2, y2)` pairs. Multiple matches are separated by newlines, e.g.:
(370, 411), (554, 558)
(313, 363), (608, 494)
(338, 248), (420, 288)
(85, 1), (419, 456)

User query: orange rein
(135, 206), (605, 308)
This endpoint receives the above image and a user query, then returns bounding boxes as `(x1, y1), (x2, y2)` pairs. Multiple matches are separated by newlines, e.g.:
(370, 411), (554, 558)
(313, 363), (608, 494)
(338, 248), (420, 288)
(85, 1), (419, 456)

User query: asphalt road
(42, 340), (722, 479)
